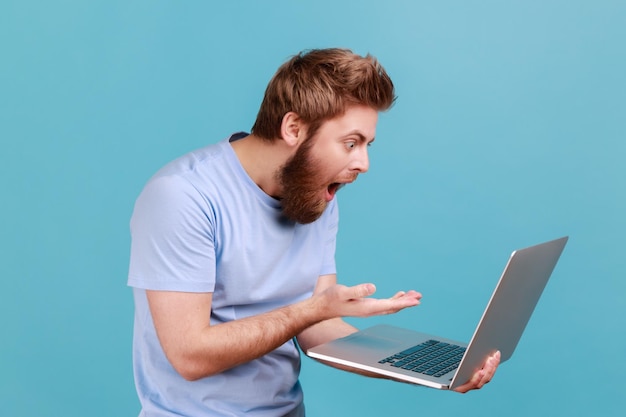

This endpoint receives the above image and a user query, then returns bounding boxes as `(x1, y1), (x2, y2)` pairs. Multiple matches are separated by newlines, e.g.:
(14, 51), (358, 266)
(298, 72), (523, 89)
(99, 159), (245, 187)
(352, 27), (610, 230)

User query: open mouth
(325, 183), (343, 201)
(325, 174), (357, 202)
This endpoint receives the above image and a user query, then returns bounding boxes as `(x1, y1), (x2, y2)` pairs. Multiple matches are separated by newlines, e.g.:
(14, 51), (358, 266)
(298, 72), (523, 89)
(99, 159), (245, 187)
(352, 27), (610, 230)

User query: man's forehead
(317, 106), (378, 138)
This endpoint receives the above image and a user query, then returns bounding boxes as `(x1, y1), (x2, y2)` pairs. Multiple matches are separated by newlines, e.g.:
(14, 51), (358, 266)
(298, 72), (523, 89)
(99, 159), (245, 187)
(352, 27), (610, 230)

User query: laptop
(307, 236), (568, 390)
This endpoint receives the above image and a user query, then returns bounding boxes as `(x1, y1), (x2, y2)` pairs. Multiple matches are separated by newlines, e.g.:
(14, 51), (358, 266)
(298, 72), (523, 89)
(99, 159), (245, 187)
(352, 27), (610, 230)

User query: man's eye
(346, 142), (356, 149)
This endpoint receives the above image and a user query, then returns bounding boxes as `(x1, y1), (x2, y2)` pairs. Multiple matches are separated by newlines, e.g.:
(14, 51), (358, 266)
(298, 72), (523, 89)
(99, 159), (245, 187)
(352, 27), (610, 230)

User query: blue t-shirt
(128, 133), (338, 417)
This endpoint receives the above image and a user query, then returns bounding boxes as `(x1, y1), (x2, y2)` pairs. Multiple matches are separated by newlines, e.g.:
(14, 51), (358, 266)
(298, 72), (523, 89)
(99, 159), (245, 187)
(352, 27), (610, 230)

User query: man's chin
(281, 200), (328, 224)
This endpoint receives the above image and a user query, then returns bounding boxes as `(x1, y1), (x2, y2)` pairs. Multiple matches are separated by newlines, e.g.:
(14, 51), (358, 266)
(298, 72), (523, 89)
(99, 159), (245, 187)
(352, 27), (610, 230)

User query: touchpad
(337, 332), (398, 351)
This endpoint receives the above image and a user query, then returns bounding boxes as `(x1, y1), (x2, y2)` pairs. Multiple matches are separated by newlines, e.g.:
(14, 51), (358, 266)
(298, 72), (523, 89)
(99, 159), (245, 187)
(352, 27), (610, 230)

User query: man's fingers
(390, 291), (406, 299)
(345, 285), (422, 303)
(330, 285), (422, 317)
(484, 351), (500, 380)
(453, 350), (501, 393)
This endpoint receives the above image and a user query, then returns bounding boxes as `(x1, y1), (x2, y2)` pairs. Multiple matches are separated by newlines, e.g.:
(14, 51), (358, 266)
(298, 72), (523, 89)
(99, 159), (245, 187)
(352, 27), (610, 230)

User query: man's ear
(280, 112), (306, 147)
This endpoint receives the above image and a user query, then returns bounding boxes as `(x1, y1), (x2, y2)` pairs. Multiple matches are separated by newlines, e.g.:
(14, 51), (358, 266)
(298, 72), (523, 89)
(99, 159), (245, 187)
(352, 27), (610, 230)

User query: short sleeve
(128, 174), (216, 292)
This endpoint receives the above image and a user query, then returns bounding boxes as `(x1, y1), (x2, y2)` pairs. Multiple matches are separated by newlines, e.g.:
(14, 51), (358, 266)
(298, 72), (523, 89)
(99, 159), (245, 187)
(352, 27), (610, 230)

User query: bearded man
(127, 48), (499, 417)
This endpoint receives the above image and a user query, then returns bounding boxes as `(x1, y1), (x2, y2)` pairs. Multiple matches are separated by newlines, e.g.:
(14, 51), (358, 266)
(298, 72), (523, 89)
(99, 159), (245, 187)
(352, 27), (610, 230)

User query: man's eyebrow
(346, 131), (376, 144)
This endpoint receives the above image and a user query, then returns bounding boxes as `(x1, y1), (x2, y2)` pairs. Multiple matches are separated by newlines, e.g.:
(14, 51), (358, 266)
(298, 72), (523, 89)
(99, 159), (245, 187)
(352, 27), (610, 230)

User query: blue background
(1, 1), (624, 416)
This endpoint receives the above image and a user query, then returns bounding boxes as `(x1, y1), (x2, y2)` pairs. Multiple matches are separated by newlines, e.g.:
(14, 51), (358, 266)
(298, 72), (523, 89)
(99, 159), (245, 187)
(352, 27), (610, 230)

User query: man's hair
(251, 48), (396, 141)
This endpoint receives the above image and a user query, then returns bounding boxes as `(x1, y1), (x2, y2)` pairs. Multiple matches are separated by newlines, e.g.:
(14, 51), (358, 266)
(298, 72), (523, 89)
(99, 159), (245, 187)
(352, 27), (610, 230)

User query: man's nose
(351, 147), (370, 173)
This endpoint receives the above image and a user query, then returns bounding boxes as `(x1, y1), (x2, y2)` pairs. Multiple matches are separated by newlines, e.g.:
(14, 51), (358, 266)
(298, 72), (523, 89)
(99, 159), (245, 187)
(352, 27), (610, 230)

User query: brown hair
(251, 48), (396, 140)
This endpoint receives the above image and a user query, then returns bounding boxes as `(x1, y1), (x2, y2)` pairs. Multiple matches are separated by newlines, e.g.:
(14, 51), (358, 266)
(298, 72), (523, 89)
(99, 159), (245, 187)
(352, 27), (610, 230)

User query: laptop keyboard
(378, 339), (466, 378)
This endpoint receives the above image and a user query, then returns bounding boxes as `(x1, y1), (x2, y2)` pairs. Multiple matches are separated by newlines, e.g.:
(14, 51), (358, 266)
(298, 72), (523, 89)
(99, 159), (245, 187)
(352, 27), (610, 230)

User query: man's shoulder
(149, 132), (247, 187)
(156, 138), (229, 177)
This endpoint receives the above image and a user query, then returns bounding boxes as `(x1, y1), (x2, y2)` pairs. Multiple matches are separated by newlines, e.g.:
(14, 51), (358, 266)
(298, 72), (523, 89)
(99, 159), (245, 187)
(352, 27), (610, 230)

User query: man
(128, 48), (499, 417)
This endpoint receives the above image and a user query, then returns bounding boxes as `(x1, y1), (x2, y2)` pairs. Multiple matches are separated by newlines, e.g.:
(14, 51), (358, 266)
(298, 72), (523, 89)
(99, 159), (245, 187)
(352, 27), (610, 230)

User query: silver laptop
(307, 236), (568, 390)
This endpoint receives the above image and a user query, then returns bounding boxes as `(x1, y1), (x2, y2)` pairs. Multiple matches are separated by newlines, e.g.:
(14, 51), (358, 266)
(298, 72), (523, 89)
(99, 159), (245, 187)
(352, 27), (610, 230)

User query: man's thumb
(352, 283), (376, 299)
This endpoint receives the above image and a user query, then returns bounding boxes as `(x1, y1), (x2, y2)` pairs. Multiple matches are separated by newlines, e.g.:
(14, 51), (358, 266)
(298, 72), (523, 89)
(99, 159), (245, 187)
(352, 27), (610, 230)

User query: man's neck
(230, 134), (292, 198)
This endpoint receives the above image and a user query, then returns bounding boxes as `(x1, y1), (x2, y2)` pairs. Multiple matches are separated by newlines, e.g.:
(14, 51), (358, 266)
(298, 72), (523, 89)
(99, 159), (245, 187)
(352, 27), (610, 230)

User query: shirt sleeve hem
(128, 277), (215, 293)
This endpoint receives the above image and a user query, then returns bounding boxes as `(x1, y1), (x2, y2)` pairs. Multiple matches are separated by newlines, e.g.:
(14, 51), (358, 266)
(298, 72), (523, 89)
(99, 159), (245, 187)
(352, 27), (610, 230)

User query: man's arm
(296, 274), (501, 393)
(147, 279), (421, 381)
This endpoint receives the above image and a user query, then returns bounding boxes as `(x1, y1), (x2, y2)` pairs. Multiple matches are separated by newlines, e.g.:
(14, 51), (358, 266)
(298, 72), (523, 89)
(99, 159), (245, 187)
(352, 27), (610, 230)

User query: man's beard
(277, 137), (330, 224)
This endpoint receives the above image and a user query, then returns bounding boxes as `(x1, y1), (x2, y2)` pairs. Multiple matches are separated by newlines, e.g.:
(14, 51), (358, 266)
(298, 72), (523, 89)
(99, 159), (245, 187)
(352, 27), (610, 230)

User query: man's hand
(297, 276), (422, 353)
(311, 283), (422, 320)
(453, 350), (501, 393)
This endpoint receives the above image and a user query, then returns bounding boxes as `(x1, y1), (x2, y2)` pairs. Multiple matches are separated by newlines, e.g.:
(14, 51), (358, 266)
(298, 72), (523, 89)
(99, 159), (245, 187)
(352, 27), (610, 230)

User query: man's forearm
(169, 296), (326, 381)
